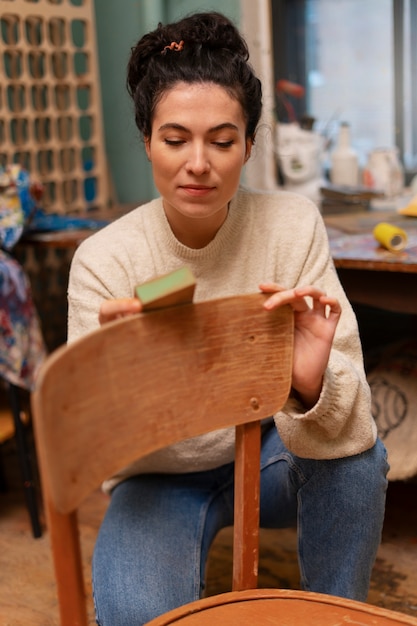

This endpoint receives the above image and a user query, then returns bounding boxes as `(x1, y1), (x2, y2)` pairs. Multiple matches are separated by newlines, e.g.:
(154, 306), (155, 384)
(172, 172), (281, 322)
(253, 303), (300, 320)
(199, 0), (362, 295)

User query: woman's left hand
(260, 283), (342, 409)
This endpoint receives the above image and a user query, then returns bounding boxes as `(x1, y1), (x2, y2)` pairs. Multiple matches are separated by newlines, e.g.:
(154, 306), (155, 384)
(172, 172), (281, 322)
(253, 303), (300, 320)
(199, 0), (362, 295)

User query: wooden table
(21, 229), (98, 249)
(21, 208), (417, 317)
(324, 210), (417, 315)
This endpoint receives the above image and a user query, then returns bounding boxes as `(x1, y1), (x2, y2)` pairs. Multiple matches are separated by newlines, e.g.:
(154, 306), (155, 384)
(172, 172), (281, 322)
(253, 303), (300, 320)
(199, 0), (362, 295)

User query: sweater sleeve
(273, 208), (377, 459)
(67, 228), (138, 344)
(68, 246), (114, 344)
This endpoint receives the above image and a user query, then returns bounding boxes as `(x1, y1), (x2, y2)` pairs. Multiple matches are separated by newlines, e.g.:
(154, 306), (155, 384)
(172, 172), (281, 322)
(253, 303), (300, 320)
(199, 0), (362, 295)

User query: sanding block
(134, 266), (196, 311)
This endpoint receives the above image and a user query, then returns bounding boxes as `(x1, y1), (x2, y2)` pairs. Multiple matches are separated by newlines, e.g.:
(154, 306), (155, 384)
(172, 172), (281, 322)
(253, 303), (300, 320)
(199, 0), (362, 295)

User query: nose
(185, 142), (210, 175)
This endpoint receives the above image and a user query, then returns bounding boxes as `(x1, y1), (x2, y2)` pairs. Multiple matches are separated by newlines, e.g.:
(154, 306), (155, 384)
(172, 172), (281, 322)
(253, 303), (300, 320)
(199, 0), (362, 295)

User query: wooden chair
(147, 588), (417, 625)
(31, 293), (417, 626)
(0, 382), (42, 538)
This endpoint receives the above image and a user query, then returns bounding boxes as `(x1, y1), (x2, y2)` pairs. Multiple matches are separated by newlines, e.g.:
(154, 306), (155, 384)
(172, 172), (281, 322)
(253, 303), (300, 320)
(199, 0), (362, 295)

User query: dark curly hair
(126, 12), (262, 141)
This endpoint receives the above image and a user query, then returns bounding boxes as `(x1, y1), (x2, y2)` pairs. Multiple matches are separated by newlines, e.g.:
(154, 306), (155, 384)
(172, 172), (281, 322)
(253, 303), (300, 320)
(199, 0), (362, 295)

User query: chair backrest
(31, 293), (294, 626)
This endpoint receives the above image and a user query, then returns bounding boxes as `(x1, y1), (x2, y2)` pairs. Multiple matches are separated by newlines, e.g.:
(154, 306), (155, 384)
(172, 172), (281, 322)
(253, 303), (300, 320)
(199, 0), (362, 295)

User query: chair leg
(8, 383), (42, 538)
(0, 446), (8, 492)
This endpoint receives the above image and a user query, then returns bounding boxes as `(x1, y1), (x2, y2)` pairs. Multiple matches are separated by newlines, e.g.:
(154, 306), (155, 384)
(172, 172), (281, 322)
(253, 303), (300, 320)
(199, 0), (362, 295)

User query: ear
(144, 137), (151, 161)
(244, 138), (253, 163)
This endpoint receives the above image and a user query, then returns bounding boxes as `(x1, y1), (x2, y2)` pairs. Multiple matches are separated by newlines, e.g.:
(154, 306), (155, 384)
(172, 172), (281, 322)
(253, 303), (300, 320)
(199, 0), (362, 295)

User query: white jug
(363, 148), (404, 197)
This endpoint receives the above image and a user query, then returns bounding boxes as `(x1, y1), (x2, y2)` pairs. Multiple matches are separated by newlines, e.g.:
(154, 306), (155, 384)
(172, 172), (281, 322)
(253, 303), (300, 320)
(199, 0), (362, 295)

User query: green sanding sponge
(134, 266), (196, 311)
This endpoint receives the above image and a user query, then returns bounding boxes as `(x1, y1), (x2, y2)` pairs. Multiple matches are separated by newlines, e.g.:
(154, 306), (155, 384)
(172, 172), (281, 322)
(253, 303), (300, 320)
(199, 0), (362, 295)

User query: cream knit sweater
(68, 187), (376, 490)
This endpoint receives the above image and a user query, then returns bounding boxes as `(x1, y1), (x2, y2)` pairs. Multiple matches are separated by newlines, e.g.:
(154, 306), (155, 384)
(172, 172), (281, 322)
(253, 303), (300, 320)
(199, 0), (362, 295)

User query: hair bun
(126, 11), (261, 140)
(164, 12), (249, 60)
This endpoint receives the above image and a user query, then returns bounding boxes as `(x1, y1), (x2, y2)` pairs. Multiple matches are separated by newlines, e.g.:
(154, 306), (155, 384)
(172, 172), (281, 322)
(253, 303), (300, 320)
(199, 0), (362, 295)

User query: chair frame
(0, 383), (42, 538)
(147, 589), (417, 626)
(32, 294), (294, 626)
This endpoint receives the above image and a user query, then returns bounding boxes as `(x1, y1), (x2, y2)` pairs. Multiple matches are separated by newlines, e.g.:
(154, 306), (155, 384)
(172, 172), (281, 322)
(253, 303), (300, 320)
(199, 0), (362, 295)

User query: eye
(213, 140), (234, 148)
(164, 138), (185, 146)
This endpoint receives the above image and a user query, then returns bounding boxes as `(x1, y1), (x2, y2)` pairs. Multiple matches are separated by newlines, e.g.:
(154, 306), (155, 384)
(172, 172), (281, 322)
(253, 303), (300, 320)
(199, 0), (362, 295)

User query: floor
(1, 423), (417, 626)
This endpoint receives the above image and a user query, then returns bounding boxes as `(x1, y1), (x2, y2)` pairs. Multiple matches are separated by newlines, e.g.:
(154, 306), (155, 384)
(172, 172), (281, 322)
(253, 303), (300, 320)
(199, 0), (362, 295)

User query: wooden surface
(325, 210), (417, 273)
(20, 204), (136, 248)
(324, 209), (416, 233)
(34, 295), (293, 514)
(335, 268), (417, 314)
(31, 295), (293, 626)
(147, 589), (417, 625)
(324, 210), (417, 313)
(329, 231), (417, 273)
(21, 229), (99, 249)
(233, 421), (261, 591)
(0, 409), (14, 444)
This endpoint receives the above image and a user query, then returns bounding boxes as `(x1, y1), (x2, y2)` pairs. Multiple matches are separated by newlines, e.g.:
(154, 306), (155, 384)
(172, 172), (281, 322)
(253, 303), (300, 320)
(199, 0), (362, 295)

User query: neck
(163, 205), (229, 249)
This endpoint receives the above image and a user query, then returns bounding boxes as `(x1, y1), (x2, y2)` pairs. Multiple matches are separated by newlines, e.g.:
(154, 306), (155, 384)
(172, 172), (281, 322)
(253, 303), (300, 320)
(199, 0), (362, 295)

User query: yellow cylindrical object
(373, 222), (408, 252)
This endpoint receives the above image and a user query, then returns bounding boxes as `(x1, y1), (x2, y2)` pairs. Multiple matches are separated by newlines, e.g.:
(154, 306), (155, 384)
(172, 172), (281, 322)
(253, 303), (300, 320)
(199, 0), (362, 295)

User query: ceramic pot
(363, 148), (404, 197)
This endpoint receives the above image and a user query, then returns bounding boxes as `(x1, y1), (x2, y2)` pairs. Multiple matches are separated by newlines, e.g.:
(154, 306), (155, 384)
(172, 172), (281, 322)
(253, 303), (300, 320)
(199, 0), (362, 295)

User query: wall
(93, 0), (240, 205)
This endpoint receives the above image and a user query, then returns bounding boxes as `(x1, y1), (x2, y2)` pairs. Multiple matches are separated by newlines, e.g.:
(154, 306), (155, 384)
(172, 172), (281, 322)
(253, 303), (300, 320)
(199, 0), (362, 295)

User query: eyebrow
(157, 122), (240, 133)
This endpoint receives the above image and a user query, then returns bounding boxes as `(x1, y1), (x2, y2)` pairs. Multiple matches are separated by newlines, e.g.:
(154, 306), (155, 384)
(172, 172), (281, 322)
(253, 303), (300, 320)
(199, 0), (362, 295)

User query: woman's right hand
(98, 298), (142, 325)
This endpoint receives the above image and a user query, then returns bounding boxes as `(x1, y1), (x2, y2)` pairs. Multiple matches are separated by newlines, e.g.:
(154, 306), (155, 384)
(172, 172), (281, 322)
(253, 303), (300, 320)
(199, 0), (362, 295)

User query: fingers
(260, 283), (326, 302)
(260, 283), (341, 319)
(99, 298), (142, 325)
(260, 283), (304, 311)
(263, 289), (310, 312)
(261, 283), (322, 311)
(259, 282), (286, 294)
(317, 294), (342, 320)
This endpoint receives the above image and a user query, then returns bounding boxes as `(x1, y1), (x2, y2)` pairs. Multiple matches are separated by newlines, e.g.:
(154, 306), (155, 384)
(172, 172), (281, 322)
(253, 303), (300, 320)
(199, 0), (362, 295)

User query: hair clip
(161, 40), (184, 54)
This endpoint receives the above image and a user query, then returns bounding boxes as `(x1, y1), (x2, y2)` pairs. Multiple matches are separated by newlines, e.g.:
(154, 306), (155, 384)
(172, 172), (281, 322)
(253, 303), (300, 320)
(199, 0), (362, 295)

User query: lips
(180, 185), (215, 197)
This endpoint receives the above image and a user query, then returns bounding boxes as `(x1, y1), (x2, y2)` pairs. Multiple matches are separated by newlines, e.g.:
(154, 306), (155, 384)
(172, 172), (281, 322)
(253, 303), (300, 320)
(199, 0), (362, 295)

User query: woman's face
(145, 82), (252, 247)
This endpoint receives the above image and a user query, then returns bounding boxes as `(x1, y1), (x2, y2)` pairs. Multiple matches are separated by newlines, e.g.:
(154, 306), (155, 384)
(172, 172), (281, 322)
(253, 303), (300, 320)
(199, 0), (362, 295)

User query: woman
(68, 12), (388, 626)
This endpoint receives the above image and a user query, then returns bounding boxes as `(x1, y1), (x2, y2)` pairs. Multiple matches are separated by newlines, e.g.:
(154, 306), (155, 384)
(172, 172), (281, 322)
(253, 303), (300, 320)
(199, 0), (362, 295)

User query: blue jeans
(92, 426), (389, 626)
